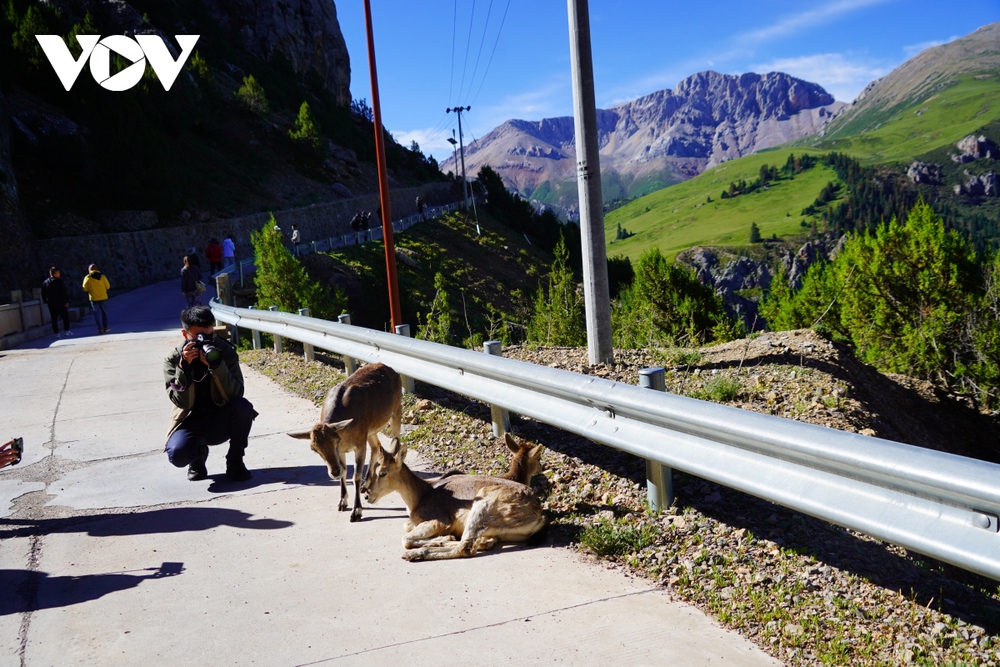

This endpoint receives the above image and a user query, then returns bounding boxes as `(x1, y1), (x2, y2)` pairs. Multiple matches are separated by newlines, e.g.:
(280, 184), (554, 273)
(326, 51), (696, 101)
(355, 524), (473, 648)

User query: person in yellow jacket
(82, 263), (111, 334)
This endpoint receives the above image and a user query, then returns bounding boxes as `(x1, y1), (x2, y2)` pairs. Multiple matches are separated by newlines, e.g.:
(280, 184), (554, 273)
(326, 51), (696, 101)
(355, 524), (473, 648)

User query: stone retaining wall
(31, 182), (452, 302)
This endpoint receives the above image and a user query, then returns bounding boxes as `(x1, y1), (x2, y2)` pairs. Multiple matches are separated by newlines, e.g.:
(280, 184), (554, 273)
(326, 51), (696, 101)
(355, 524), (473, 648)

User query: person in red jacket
(205, 238), (223, 274)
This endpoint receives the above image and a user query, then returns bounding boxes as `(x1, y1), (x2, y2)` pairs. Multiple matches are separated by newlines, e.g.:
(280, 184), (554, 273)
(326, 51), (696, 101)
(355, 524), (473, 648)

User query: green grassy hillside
(604, 149), (833, 262)
(809, 74), (1000, 165)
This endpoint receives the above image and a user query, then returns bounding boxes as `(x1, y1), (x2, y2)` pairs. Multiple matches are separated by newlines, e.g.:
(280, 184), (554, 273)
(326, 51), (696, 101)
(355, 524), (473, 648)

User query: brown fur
(362, 436), (546, 561)
(288, 363), (402, 522)
(501, 433), (545, 485)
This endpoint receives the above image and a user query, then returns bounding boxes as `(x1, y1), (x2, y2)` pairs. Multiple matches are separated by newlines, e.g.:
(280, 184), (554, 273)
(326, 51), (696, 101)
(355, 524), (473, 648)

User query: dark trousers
(48, 304), (70, 334)
(165, 397), (256, 468)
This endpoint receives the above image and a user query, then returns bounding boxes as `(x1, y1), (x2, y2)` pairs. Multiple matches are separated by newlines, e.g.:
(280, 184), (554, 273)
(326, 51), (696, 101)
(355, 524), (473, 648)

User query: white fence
(209, 302), (1000, 582)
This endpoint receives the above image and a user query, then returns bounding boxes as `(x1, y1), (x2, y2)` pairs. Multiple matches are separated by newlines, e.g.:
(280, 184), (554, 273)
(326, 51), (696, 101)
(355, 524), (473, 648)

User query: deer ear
(287, 430), (312, 440)
(390, 437), (407, 461)
(529, 444), (545, 459)
(504, 432), (519, 453)
(328, 418), (353, 431)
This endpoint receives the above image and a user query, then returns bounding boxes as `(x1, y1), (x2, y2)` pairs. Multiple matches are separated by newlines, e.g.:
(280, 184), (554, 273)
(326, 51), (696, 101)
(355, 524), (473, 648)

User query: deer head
(362, 436), (407, 504)
(287, 418), (353, 479)
(504, 433), (545, 485)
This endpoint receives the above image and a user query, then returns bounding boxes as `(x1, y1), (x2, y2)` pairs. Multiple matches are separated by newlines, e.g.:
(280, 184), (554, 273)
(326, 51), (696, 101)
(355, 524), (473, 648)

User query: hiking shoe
(56, 332), (63, 338)
(226, 459), (252, 482)
(66, 330), (74, 336)
(187, 446), (209, 481)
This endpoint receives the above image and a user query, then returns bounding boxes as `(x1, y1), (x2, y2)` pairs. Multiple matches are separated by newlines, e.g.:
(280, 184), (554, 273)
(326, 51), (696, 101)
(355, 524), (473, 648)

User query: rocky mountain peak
(448, 70), (843, 212)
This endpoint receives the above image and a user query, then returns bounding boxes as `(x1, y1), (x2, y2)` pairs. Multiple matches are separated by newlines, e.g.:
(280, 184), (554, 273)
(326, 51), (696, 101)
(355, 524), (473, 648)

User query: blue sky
(335, 1), (999, 163)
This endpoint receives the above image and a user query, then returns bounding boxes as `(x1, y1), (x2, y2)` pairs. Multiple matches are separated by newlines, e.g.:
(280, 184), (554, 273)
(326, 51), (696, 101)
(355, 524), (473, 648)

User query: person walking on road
(290, 225), (301, 254)
(206, 238), (223, 274)
(222, 235), (236, 268)
(163, 305), (256, 482)
(82, 263), (111, 334)
(41, 267), (72, 337)
(180, 255), (203, 309)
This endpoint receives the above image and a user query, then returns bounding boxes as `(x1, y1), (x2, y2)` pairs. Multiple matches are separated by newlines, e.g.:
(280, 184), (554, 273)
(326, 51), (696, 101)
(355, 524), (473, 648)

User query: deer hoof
(402, 548), (427, 561)
(350, 509), (362, 522)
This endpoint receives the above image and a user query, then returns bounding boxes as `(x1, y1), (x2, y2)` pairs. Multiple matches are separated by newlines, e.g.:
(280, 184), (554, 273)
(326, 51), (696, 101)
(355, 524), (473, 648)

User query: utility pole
(446, 106), (471, 208)
(363, 0), (402, 330)
(568, 0), (613, 365)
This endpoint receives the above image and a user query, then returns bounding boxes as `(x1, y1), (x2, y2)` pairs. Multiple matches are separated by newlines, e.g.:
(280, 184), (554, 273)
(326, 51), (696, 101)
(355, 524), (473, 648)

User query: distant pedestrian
(81, 263), (111, 334)
(206, 238), (223, 274)
(416, 196), (425, 220)
(222, 236), (236, 268)
(41, 267), (72, 338)
(290, 224), (301, 254)
(181, 255), (204, 309)
(185, 247), (202, 270)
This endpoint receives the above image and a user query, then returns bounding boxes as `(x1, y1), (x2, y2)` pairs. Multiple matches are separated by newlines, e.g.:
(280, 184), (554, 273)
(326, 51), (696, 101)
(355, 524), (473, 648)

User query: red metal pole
(363, 0), (402, 330)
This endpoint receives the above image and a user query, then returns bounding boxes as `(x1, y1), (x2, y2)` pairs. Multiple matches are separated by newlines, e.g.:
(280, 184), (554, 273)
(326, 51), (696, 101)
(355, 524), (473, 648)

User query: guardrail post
(269, 306), (283, 353)
(394, 324), (415, 394)
(483, 341), (511, 437)
(337, 314), (357, 375)
(639, 366), (673, 513)
(248, 306), (261, 349)
(298, 308), (314, 361)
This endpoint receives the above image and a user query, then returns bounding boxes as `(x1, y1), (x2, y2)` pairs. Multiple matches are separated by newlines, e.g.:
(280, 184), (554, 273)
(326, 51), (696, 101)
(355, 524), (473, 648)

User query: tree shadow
(205, 464), (333, 493)
(1, 561), (184, 616)
(0, 506), (293, 539)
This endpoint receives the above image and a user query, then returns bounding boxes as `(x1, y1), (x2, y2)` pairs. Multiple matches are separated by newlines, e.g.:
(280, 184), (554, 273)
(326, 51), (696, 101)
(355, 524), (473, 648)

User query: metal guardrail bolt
(394, 324), (415, 394)
(484, 341), (511, 437)
(248, 306), (261, 349)
(639, 366), (673, 513)
(298, 308), (314, 362)
(268, 306), (283, 353)
(337, 313), (357, 375)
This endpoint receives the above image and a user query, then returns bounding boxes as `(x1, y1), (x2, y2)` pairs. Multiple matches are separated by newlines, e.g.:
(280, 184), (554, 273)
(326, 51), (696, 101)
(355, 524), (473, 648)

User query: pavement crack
(293, 587), (661, 665)
(17, 533), (43, 666)
(48, 356), (78, 457)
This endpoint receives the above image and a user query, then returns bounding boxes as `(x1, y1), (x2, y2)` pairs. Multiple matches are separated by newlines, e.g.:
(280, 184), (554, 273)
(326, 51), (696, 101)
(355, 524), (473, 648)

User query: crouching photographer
(163, 306), (256, 482)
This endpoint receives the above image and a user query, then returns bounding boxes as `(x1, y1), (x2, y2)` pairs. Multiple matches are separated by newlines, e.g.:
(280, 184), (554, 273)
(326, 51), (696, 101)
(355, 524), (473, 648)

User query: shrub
(416, 273), (456, 345)
(235, 75), (269, 116)
(580, 517), (657, 557)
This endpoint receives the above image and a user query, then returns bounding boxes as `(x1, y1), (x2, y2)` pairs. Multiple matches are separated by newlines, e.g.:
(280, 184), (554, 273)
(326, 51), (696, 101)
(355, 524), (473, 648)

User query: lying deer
(362, 436), (546, 561)
(288, 362), (401, 522)
(500, 433), (545, 485)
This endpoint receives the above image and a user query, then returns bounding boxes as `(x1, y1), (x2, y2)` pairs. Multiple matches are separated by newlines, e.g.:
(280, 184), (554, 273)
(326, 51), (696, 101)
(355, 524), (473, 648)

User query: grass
(579, 516), (658, 557)
(813, 74), (1000, 165)
(603, 148), (834, 263)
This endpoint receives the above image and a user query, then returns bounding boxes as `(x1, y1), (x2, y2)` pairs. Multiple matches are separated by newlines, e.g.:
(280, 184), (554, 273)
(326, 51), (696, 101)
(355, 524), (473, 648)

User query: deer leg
(350, 444), (366, 522)
(390, 400), (402, 438)
(337, 463), (349, 512)
(402, 519), (450, 549)
(404, 502), (491, 561)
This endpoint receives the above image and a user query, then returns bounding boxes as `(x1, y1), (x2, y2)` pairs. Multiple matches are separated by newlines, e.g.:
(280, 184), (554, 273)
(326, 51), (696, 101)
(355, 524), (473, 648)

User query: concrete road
(0, 280), (782, 667)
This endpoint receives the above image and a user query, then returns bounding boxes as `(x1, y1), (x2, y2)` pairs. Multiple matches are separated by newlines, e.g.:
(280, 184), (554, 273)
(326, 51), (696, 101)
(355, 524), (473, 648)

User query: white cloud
(902, 36), (959, 58)
(738, 0), (892, 45)
(752, 53), (890, 102)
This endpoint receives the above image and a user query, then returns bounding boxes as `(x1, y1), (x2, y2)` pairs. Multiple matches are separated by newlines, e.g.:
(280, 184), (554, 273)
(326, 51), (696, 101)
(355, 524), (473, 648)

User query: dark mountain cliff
(443, 70), (843, 214)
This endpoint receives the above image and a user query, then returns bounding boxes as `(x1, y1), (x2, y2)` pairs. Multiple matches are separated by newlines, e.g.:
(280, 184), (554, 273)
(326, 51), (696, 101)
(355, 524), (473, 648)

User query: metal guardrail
(210, 302), (1000, 581)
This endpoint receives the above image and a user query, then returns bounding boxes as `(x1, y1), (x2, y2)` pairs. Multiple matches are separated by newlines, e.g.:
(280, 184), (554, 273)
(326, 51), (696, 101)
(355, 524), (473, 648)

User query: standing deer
(362, 436), (546, 561)
(288, 362), (401, 522)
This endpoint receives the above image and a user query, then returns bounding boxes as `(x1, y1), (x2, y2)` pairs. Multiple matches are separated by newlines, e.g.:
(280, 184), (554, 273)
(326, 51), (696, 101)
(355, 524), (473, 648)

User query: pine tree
(236, 75), (269, 116)
(527, 234), (585, 346)
(251, 215), (342, 320)
(289, 101), (323, 152)
(749, 221), (762, 243)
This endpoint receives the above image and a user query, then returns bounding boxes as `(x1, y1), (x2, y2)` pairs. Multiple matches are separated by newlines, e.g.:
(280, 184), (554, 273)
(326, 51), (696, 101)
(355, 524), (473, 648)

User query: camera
(10, 437), (22, 465)
(193, 333), (222, 366)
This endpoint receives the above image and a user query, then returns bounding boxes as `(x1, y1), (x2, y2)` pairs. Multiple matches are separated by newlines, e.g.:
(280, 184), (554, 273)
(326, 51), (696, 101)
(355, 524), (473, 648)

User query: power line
(448, 0), (457, 105)
(470, 0), (512, 107)
(464, 0), (494, 103)
(456, 0), (477, 106)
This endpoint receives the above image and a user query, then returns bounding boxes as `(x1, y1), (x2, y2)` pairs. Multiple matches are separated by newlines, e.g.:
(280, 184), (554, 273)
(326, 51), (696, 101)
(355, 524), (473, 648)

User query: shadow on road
(0, 506), (293, 539)
(0, 561), (184, 616)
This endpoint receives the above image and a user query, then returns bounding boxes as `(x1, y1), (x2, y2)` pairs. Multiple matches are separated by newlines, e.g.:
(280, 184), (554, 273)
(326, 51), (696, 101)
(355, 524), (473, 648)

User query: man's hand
(0, 440), (19, 469)
(181, 341), (207, 366)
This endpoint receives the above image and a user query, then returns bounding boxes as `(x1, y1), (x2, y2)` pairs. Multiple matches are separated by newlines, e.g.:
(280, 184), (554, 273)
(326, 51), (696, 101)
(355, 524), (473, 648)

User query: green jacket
(163, 336), (245, 443)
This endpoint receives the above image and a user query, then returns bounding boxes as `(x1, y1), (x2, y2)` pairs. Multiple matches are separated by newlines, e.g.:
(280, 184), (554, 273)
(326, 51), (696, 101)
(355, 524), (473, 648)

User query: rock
(415, 399), (434, 411)
(951, 134), (997, 163)
(955, 171), (998, 197)
(907, 161), (942, 184)
(204, 0), (351, 105)
(331, 183), (353, 198)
